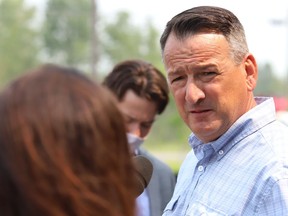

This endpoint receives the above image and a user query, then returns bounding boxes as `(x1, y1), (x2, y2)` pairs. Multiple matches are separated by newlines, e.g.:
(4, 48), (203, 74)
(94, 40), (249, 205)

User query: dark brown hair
(102, 59), (169, 114)
(160, 6), (248, 64)
(0, 64), (137, 216)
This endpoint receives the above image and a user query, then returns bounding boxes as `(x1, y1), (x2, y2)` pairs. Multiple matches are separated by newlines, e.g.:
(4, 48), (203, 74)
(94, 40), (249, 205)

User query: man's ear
(244, 53), (258, 91)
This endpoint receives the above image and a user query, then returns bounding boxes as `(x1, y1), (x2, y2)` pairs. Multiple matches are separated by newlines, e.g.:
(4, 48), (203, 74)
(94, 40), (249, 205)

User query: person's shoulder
(260, 119), (288, 140)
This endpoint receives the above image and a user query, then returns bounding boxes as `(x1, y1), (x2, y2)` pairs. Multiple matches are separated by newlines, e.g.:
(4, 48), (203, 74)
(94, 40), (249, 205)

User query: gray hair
(160, 6), (249, 65)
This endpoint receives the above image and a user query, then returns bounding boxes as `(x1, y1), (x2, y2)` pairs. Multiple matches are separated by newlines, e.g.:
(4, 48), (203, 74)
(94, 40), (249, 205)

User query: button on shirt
(163, 97), (288, 216)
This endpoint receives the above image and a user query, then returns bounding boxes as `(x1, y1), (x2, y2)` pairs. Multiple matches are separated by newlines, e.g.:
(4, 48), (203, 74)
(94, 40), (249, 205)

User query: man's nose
(185, 81), (205, 104)
(127, 123), (141, 137)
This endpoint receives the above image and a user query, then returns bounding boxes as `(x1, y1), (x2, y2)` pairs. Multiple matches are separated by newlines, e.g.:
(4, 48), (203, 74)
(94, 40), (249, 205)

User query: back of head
(103, 59), (169, 114)
(0, 64), (137, 216)
(160, 6), (249, 64)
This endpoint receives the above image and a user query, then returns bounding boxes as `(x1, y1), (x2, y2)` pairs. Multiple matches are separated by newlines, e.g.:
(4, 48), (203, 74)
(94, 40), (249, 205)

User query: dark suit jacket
(138, 148), (176, 216)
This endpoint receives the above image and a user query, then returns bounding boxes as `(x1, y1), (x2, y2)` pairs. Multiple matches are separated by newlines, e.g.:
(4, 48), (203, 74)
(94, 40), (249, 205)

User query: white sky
(26, 0), (288, 78)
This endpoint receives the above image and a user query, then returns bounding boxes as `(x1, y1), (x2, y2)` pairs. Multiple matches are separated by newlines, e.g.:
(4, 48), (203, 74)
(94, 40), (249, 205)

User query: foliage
(0, 0), (39, 87)
(255, 63), (288, 97)
(99, 11), (164, 74)
(42, 0), (91, 68)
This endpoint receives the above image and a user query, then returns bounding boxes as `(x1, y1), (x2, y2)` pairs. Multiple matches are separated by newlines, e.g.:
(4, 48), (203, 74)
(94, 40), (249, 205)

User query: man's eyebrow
(122, 112), (156, 124)
(194, 64), (217, 70)
(167, 63), (217, 75)
(167, 69), (184, 77)
(122, 112), (134, 119)
(142, 119), (155, 124)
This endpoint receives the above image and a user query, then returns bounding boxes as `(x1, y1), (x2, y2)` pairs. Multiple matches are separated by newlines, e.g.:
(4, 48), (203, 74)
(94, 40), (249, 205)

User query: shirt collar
(188, 97), (276, 161)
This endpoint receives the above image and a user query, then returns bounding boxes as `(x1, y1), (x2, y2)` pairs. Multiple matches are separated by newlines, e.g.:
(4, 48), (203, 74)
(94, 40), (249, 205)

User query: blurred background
(1, 0), (288, 173)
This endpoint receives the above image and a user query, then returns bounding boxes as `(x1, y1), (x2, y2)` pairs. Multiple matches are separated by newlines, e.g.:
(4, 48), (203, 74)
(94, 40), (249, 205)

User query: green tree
(100, 11), (163, 71)
(0, 0), (39, 87)
(255, 63), (286, 96)
(42, 0), (91, 69)
(142, 20), (164, 70)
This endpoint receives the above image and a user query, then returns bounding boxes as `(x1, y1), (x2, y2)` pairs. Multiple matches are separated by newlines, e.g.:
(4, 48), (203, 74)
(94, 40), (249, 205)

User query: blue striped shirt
(163, 97), (288, 216)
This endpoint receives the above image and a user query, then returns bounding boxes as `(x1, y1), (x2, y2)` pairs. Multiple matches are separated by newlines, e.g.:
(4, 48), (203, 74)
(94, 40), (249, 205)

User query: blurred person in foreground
(0, 64), (137, 216)
(103, 59), (176, 216)
(160, 5), (288, 215)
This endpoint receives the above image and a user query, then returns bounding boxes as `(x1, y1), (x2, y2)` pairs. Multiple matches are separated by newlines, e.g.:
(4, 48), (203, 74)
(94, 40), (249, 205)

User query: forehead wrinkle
(164, 33), (231, 78)
(166, 48), (222, 73)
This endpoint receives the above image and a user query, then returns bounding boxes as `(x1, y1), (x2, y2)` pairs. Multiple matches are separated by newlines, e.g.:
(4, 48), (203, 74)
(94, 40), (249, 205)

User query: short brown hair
(103, 59), (169, 114)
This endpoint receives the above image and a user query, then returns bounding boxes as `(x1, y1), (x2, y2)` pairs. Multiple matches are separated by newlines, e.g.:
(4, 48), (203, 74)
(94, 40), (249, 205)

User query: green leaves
(42, 0), (91, 67)
(0, 0), (39, 87)
(100, 11), (163, 72)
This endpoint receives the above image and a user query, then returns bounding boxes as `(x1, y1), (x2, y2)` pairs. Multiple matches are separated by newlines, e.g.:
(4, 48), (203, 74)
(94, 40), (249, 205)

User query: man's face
(163, 33), (257, 143)
(118, 89), (158, 138)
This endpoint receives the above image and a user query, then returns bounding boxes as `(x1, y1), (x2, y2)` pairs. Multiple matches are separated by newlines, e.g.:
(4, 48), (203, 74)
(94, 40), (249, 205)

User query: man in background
(103, 59), (176, 216)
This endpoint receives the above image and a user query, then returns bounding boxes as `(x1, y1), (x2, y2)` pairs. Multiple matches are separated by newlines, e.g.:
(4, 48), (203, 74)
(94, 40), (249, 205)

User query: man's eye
(141, 123), (153, 129)
(198, 72), (217, 82)
(123, 115), (133, 123)
(203, 72), (216, 76)
(171, 76), (184, 84)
